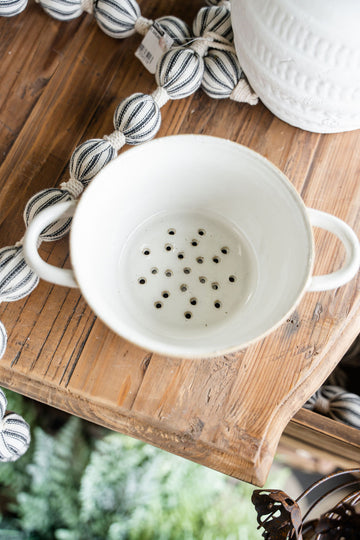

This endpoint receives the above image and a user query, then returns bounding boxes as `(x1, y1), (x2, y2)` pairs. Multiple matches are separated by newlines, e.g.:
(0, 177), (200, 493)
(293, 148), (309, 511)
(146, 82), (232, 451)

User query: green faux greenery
(0, 389), (289, 539)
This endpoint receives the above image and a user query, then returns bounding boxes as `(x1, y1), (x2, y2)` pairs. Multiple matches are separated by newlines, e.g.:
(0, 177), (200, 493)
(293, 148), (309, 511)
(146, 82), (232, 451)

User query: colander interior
(70, 135), (313, 358)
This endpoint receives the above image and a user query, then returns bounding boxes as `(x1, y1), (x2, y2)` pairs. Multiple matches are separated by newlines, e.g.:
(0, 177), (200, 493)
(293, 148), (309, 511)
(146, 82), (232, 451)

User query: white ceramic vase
(231, 0), (360, 133)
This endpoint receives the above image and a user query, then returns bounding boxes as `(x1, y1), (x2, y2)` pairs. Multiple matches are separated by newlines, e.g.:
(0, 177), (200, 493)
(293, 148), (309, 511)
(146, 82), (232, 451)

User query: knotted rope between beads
(188, 30), (258, 105)
(189, 31), (235, 57)
(60, 177), (84, 199)
(0, 388), (30, 462)
(30, 0), (192, 46)
(305, 385), (360, 429)
(103, 130), (127, 152)
(80, 0), (92, 14)
(134, 15), (153, 36)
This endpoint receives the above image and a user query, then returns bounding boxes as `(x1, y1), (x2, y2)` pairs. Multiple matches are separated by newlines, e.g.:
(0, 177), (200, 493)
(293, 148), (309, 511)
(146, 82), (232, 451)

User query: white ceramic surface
(231, 0), (360, 133)
(24, 135), (360, 358)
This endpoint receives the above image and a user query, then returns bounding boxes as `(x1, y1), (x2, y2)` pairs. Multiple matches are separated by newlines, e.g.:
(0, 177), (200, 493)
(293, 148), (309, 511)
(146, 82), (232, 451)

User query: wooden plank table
(1, 0), (359, 486)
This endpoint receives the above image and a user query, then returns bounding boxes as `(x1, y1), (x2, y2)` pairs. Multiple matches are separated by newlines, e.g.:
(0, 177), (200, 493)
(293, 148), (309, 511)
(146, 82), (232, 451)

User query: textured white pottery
(231, 0), (360, 133)
(24, 136), (360, 358)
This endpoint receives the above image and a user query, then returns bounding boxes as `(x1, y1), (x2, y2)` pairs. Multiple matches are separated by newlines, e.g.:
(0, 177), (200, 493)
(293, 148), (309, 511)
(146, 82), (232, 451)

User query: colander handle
(307, 208), (360, 292)
(23, 200), (78, 288)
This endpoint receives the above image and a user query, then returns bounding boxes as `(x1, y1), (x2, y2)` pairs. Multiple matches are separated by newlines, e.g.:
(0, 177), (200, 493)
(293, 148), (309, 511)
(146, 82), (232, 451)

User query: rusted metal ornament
(251, 489), (303, 539)
(252, 469), (360, 540)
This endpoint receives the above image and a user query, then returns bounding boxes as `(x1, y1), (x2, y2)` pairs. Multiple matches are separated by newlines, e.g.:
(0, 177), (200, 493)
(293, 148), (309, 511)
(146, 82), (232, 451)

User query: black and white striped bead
(328, 392), (360, 429)
(24, 188), (74, 241)
(202, 49), (242, 99)
(94, 0), (140, 39)
(0, 388), (31, 462)
(0, 322), (6, 360)
(0, 246), (39, 303)
(156, 16), (191, 46)
(305, 384), (360, 430)
(0, 0), (27, 16)
(155, 47), (204, 101)
(0, 413), (31, 462)
(69, 139), (116, 186)
(193, 6), (233, 42)
(304, 385), (344, 411)
(37, 0), (84, 20)
(113, 93), (161, 145)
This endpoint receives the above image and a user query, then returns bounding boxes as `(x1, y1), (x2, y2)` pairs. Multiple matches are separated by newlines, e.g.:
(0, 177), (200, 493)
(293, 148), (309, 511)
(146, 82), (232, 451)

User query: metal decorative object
(252, 469), (360, 539)
(252, 490), (302, 539)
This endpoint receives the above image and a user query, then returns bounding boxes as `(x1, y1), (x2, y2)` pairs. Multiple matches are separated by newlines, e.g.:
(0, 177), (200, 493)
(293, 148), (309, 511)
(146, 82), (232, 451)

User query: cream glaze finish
(231, 0), (360, 133)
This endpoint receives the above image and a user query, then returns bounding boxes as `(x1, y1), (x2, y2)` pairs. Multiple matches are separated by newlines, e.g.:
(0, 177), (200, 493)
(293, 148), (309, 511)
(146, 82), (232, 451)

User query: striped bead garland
(113, 93), (161, 145)
(94, 0), (140, 38)
(303, 393), (318, 410)
(155, 47), (204, 100)
(0, 322), (6, 360)
(202, 49), (242, 99)
(0, 0), (27, 16)
(328, 392), (360, 429)
(193, 6), (233, 42)
(69, 139), (116, 186)
(38, 0), (84, 21)
(305, 384), (360, 430)
(304, 385), (343, 410)
(35, 0), (190, 47)
(0, 246), (39, 303)
(24, 188), (74, 241)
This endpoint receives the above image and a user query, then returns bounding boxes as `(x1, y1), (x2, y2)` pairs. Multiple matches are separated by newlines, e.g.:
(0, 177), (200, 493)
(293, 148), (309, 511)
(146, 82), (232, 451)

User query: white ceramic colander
(24, 135), (360, 358)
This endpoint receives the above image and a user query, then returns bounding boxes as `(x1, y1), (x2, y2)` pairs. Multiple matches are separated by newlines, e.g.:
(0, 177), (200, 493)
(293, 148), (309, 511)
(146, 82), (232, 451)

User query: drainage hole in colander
(168, 228), (176, 235)
(229, 275), (236, 283)
(143, 248), (151, 256)
(211, 282), (219, 290)
(212, 256), (220, 264)
(162, 291), (170, 299)
(178, 252), (184, 260)
(190, 298), (197, 306)
(184, 311), (192, 319)
(198, 229), (206, 236)
(165, 244), (173, 251)
(221, 247), (229, 255)
(183, 267), (191, 274)
(151, 267), (158, 275)
(138, 277), (146, 285)
(214, 301), (222, 309)
(196, 257), (204, 264)
(180, 284), (188, 292)
(199, 276), (207, 284)
(154, 302), (163, 309)
(191, 240), (198, 247)
(165, 269), (173, 277)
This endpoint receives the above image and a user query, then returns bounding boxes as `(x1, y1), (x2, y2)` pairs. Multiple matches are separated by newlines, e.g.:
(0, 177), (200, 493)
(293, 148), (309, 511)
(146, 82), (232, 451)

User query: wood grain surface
(0, 0), (359, 486)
